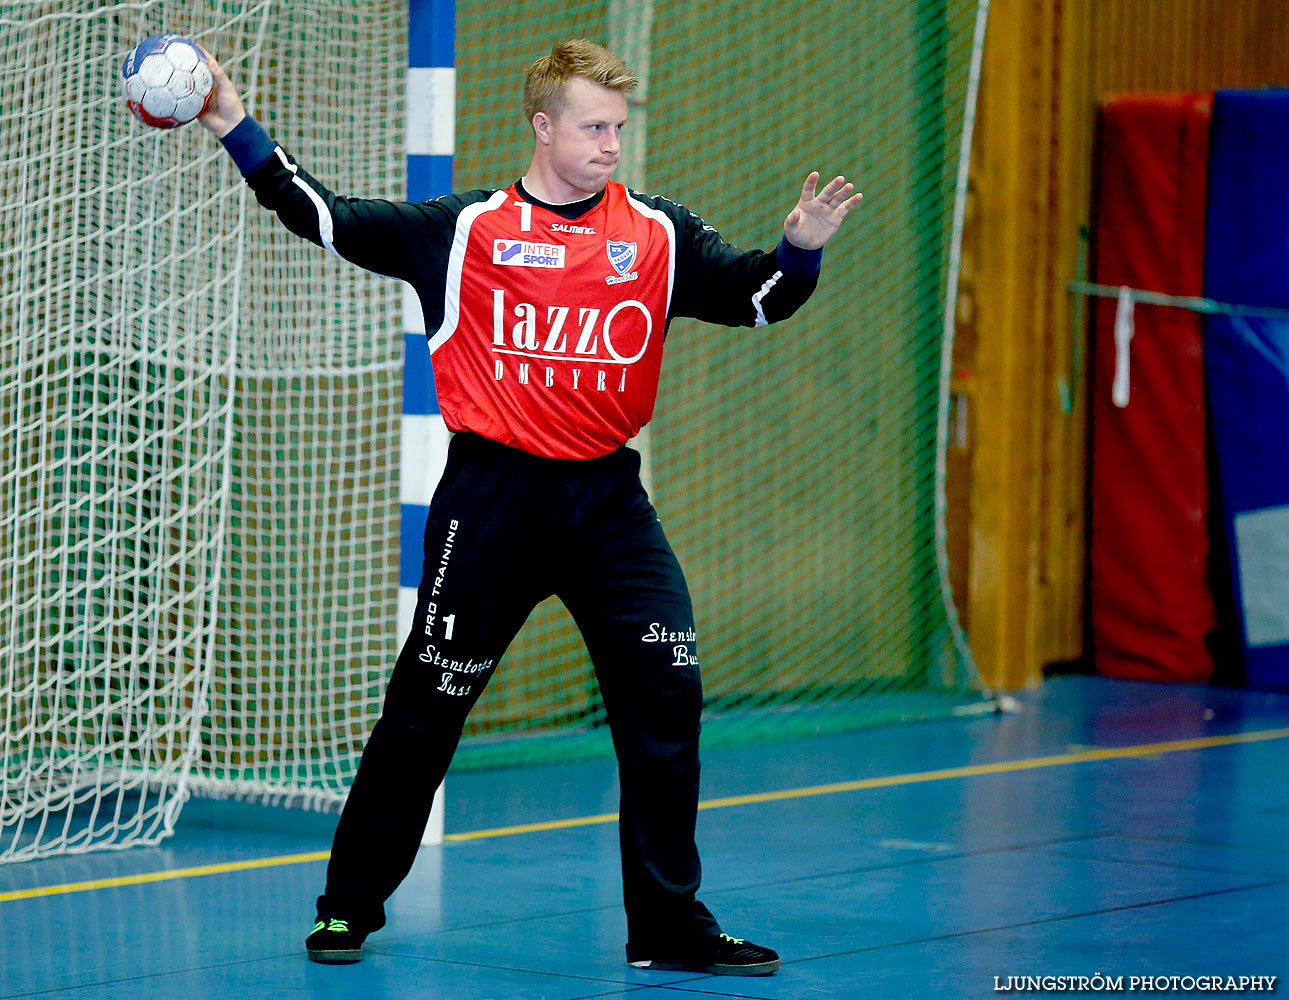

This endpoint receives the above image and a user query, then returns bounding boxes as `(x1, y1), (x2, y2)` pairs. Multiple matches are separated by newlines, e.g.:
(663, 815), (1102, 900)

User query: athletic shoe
(306, 916), (367, 964)
(628, 932), (780, 976)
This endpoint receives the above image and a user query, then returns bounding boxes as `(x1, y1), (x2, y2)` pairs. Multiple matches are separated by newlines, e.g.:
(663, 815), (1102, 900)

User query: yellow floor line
(4, 726), (1287, 904)
(0, 850), (330, 903)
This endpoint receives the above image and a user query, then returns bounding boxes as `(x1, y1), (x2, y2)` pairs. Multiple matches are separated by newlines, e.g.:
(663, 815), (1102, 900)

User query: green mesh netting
(450, 0), (983, 769)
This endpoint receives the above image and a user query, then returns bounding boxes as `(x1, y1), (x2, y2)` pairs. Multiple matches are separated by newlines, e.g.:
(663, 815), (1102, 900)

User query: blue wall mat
(1203, 88), (1289, 688)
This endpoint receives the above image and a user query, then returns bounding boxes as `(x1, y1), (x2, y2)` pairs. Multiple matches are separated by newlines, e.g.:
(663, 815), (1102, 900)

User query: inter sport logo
(493, 240), (565, 268)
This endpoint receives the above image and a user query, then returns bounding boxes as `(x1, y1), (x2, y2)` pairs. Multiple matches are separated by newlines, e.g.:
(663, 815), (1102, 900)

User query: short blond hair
(522, 39), (638, 125)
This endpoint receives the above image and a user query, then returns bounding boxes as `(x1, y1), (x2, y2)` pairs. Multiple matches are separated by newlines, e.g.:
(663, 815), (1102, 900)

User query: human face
(536, 77), (627, 201)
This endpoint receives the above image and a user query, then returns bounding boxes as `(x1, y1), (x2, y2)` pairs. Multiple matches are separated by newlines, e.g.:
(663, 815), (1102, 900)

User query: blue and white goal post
(401, 0), (454, 847)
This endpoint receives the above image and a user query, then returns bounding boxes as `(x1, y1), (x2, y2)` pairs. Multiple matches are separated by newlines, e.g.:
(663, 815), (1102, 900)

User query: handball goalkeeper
(198, 38), (861, 975)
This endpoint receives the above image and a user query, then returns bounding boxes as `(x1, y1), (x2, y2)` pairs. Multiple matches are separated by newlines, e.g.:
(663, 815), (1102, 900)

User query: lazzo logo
(493, 239), (565, 268)
(491, 288), (653, 364)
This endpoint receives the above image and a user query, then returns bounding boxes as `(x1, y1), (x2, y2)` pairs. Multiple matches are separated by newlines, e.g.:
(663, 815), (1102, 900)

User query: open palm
(783, 172), (863, 250)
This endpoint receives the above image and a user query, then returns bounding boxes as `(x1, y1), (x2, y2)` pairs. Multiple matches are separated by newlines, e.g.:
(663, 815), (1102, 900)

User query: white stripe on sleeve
(430, 190), (509, 354)
(751, 270), (783, 328)
(275, 146), (338, 257)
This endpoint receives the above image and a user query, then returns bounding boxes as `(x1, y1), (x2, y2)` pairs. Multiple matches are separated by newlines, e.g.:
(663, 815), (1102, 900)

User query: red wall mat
(1088, 93), (1215, 682)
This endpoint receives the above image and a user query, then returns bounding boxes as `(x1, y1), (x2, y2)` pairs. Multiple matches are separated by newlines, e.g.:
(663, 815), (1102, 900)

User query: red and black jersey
(239, 133), (821, 459)
(431, 181), (676, 459)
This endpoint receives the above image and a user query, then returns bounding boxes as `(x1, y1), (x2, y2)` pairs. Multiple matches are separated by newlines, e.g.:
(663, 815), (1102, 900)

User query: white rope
(934, 0), (989, 695)
(1111, 286), (1135, 408)
(1068, 280), (1289, 320)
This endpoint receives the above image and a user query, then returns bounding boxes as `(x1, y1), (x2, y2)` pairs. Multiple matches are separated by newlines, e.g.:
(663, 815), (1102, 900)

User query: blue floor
(3, 675), (1288, 998)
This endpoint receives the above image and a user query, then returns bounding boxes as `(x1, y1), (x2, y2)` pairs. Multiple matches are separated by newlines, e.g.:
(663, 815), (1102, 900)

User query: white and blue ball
(121, 34), (213, 129)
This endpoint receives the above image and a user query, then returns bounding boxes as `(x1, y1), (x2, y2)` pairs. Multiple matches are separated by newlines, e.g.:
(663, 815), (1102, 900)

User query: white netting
(0, 0), (404, 862)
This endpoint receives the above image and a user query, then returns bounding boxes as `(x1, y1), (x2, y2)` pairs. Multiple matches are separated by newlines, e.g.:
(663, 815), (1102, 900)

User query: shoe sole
(308, 948), (363, 965)
(631, 958), (780, 976)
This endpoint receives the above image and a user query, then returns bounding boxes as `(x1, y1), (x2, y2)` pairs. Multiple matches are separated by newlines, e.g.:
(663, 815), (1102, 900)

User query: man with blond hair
(199, 37), (860, 976)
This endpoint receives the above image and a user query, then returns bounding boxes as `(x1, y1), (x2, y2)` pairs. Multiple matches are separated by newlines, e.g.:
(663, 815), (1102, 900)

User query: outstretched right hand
(196, 49), (247, 138)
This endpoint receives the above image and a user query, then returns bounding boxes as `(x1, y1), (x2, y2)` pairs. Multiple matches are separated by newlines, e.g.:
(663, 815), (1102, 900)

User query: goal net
(1, 0), (982, 863)
(0, 0), (406, 862)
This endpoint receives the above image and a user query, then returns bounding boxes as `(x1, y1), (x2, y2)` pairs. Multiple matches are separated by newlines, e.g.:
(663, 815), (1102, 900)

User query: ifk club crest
(607, 240), (637, 276)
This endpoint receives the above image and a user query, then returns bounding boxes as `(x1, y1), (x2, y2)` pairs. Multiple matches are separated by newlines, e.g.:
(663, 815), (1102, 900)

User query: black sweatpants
(318, 431), (720, 955)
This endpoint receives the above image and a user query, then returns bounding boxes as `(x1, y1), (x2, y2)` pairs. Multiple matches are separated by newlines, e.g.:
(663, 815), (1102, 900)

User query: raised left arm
(782, 172), (863, 251)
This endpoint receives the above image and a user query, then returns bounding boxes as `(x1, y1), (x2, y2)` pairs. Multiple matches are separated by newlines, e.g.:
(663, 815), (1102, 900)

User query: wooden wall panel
(961, 0), (1055, 690)
(1092, 0), (1289, 94)
(957, 0), (1289, 689)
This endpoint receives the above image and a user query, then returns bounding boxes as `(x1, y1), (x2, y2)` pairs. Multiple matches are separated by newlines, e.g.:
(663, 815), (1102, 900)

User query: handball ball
(121, 34), (213, 129)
